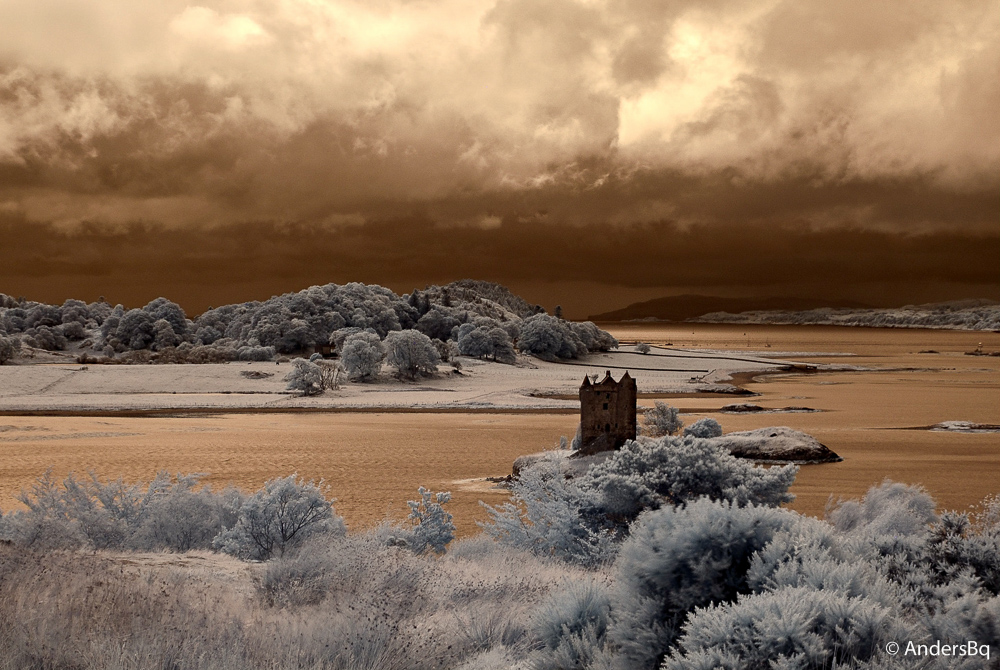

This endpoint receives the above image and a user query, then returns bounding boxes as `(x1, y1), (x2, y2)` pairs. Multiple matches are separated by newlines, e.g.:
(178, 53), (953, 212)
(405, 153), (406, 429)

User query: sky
(1, 0), (997, 317)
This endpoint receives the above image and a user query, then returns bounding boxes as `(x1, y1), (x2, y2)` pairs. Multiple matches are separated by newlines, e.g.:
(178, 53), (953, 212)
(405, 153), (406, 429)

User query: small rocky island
(514, 371), (841, 476)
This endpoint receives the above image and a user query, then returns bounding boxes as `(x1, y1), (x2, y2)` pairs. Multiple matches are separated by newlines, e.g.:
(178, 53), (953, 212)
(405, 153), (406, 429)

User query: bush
(213, 475), (346, 561)
(662, 586), (895, 670)
(482, 437), (797, 567)
(608, 500), (801, 669)
(384, 329), (441, 379)
(134, 482), (243, 552)
(237, 345), (276, 361)
(530, 579), (612, 670)
(318, 359), (346, 391)
(0, 471), (243, 552)
(341, 331), (386, 380)
(635, 342), (651, 354)
(480, 454), (618, 567)
(24, 325), (68, 351)
(0, 334), (19, 364)
(284, 358), (323, 395)
(683, 417), (723, 438)
(923, 496), (1000, 594)
(827, 479), (937, 538)
(641, 401), (683, 437)
(583, 437), (797, 528)
(407, 487), (455, 555)
(60, 320), (88, 341)
(185, 343), (238, 363)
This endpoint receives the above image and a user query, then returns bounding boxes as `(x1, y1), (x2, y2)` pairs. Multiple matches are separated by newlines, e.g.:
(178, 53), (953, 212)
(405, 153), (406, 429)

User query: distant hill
(588, 295), (872, 322)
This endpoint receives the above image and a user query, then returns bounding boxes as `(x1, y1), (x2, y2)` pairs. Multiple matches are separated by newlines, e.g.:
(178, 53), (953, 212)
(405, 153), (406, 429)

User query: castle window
(603, 403), (608, 410)
(605, 423), (611, 432)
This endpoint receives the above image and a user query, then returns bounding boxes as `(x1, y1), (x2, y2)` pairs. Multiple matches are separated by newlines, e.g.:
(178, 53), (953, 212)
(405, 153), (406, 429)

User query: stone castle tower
(578, 370), (637, 455)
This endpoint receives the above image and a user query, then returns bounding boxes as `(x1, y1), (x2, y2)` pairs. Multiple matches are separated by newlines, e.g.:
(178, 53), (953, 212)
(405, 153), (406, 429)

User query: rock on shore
(703, 426), (842, 463)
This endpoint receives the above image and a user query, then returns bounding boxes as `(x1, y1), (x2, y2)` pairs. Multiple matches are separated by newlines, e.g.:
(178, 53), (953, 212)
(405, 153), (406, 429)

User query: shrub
(683, 417), (723, 438)
(0, 471), (243, 552)
(635, 342), (651, 354)
(641, 401), (683, 437)
(134, 482), (243, 552)
(607, 500), (800, 669)
(583, 437), (797, 528)
(407, 487), (455, 555)
(318, 359), (346, 390)
(662, 586), (895, 670)
(284, 358), (323, 395)
(341, 331), (386, 380)
(827, 479), (937, 538)
(530, 579), (612, 670)
(482, 437), (797, 567)
(237, 345), (276, 361)
(579, 437), (798, 534)
(60, 320), (88, 341)
(213, 475), (346, 561)
(186, 343), (238, 363)
(0, 335), (19, 364)
(480, 455), (618, 567)
(24, 325), (68, 351)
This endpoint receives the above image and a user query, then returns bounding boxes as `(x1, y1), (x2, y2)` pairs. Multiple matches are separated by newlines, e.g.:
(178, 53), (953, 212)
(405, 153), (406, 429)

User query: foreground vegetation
(1, 430), (998, 669)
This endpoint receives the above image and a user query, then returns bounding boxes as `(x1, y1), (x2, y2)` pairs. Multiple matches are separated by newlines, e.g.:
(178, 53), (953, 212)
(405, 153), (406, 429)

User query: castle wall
(578, 371), (637, 455)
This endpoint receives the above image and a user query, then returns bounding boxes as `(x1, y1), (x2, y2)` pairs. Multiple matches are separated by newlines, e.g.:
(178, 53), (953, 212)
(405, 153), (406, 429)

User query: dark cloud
(1, 213), (996, 317)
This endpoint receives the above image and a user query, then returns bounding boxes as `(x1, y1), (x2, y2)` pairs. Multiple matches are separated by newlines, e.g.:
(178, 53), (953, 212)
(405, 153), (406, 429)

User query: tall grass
(0, 533), (587, 670)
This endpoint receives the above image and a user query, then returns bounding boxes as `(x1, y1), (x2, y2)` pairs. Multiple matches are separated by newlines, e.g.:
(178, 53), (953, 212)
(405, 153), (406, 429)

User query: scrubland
(1, 435), (998, 670)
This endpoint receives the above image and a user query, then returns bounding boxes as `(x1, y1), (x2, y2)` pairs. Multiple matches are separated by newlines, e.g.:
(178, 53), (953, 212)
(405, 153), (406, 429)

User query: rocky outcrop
(508, 426), (841, 480)
(703, 427), (841, 463)
(720, 404), (819, 413)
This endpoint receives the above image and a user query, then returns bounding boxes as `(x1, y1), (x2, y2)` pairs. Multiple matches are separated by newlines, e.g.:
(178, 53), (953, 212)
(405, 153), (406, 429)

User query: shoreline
(0, 406), (581, 418)
(0, 345), (798, 415)
(0, 359), (890, 418)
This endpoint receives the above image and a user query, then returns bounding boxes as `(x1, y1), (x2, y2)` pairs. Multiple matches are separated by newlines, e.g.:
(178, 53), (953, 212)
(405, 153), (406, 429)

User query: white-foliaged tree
(641, 401), (683, 437)
(212, 475), (345, 561)
(384, 329), (441, 379)
(284, 358), (323, 395)
(340, 331), (386, 380)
